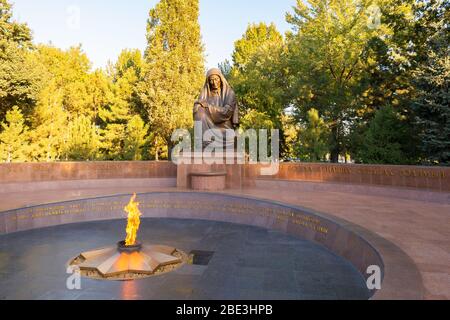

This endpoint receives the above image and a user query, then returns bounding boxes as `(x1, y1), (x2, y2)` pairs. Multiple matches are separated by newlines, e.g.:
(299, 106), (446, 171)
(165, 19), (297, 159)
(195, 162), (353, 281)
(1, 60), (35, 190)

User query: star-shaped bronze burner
(69, 242), (185, 280)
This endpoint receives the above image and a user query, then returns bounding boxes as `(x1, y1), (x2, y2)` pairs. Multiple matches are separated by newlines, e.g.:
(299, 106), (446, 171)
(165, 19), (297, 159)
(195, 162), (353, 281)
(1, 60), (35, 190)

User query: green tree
(232, 23), (283, 72)
(32, 45), (106, 120)
(218, 59), (232, 78)
(0, 0), (41, 120)
(123, 115), (149, 161)
(358, 0), (416, 114)
(347, 0), (450, 165)
(0, 0), (31, 46)
(412, 5), (449, 165)
(28, 80), (69, 162)
(230, 23), (287, 124)
(240, 109), (275, 132)
(27, 45), (111, 161)
(0, 106), (29, 162)
(281, 114), (301, 160)
(63, 115), (101, 161)
(357, 106), (413, 164)
(109, 49), (143, 117)
(285, 0), (390, 162)
(239, 109), (275, 159)
(139, 0), (205, 160)
(229, 23), (291, 157)
(100, 49), (143, 160)
(351, 0), (450, 164)
(298, 108), (329, 162)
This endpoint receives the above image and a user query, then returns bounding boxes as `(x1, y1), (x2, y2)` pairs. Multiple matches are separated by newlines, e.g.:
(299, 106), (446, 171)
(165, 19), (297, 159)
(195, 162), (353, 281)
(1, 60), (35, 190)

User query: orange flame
(124, 193), (142, 246)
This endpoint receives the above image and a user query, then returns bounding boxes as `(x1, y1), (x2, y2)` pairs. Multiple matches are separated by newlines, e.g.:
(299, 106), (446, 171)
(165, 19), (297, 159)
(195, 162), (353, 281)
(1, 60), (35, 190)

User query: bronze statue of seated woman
(193, 68), (239, 149)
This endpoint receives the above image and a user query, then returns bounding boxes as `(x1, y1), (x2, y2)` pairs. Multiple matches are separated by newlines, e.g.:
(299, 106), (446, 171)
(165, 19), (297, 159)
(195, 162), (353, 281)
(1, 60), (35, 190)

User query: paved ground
(234, 187), (450, 300)
(0, 219), (369, 300)
(0, 183), (449, 299)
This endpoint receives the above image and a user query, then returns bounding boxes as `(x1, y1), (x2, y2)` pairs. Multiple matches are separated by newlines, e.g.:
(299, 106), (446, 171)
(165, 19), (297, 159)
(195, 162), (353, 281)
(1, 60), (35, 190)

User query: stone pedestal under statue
(176, 152), (245, 191)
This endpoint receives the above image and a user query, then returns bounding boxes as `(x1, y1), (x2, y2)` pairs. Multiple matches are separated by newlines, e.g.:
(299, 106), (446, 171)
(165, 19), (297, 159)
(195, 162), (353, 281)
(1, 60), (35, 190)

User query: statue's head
(206, 68), (223, 92)
(208, 74), (221, 91)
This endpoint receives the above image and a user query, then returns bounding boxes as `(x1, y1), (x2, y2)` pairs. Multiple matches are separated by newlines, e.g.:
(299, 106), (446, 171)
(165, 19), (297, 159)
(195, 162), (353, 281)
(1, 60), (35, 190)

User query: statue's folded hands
(208, 104), (234, 118)
(194, 99), (209, 109)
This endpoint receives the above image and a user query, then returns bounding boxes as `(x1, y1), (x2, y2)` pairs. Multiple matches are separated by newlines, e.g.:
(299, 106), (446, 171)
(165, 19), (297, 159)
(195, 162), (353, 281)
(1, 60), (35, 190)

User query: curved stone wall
(0, 192), (424, 300)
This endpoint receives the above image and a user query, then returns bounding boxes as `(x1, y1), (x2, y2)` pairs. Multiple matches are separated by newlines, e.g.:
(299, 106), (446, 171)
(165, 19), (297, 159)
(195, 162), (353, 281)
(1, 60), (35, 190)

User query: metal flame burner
(69, 243), (187, 281)
(117, 241), (142, 253)
(68, 194), (187, 280)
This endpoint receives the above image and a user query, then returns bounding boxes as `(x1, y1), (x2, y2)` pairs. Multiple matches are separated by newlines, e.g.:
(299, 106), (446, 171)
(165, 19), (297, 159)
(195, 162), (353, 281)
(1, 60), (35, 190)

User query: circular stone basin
(0, 218), (370, 300)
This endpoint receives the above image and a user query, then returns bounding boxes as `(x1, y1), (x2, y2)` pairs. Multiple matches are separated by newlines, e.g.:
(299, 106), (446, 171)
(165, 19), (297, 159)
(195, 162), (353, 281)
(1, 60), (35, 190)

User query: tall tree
(412, 1), (450, 165)
(123, 115), (149, 161)
(100, 49), (143, 160)
(109, 49), (144, 118)
(239, 109), (275, 160)
(357, 105), (414, 164)
(0, 0), (41, 120)
(32, 45), (107, 120)
(28, 80), (69, 162)
(229, 23), (290, 157)
(281, 113), (301, 160)
(28, 45), (109, 161)
(0, 0), (31, 45)
(285, 0), (390, 162)
(230, 23), (287, 124)
(358, 0), (416, 113)
(351, 0), (448, 165)
(298, 108), (330, 162)
(63, 115), (101, 161)
(139, 0), (205, 160)
(0, 106), (29, 162)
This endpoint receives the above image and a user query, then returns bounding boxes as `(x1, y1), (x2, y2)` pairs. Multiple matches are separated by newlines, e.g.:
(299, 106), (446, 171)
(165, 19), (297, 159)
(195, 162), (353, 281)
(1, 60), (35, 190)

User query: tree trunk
(330, 126), (340, 163)
(168, 139), (174, 162)
(331, 149), (339, 163)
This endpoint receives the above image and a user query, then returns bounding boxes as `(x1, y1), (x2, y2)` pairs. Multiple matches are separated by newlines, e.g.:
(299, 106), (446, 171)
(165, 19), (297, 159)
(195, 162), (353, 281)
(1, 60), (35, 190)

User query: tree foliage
(357, 105), (414, 164)
(285, 0), (392, 162)
(0, 106), (29, 162)
(0, 0), (41, 120)
(100, 49), (144, 160)
(412, 2), (450, 165)
(298, 108), (330, 162)
(123, 115), (149, 161)
(0, 0), (448, 165)
(63, 115), (100, 161)
(139, 0), (204, 159)
(230, 23), (287, 125)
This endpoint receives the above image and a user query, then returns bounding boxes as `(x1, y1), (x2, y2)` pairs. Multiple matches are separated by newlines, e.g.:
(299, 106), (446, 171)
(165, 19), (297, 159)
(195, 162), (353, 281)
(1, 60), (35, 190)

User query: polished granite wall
(1, 161), (448, 192)
(0, 162), (177, 183)
(246, 163), (450, 192)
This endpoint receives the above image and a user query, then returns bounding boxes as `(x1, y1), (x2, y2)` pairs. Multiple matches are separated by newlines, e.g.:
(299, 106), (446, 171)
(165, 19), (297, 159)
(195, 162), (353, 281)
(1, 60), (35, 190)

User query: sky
(11, 0), (296, 70)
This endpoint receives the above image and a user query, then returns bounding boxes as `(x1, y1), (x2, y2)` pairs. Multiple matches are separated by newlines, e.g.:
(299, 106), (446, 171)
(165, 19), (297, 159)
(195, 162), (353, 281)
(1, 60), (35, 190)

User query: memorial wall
(0, 161), (177, 183)
(0, 161), (448, 193)
(246, 163), (450, 192)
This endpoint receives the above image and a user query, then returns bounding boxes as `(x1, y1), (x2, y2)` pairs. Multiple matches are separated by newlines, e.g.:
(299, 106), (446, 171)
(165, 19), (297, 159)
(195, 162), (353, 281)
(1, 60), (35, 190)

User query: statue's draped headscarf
(198, 68), (239, 126)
